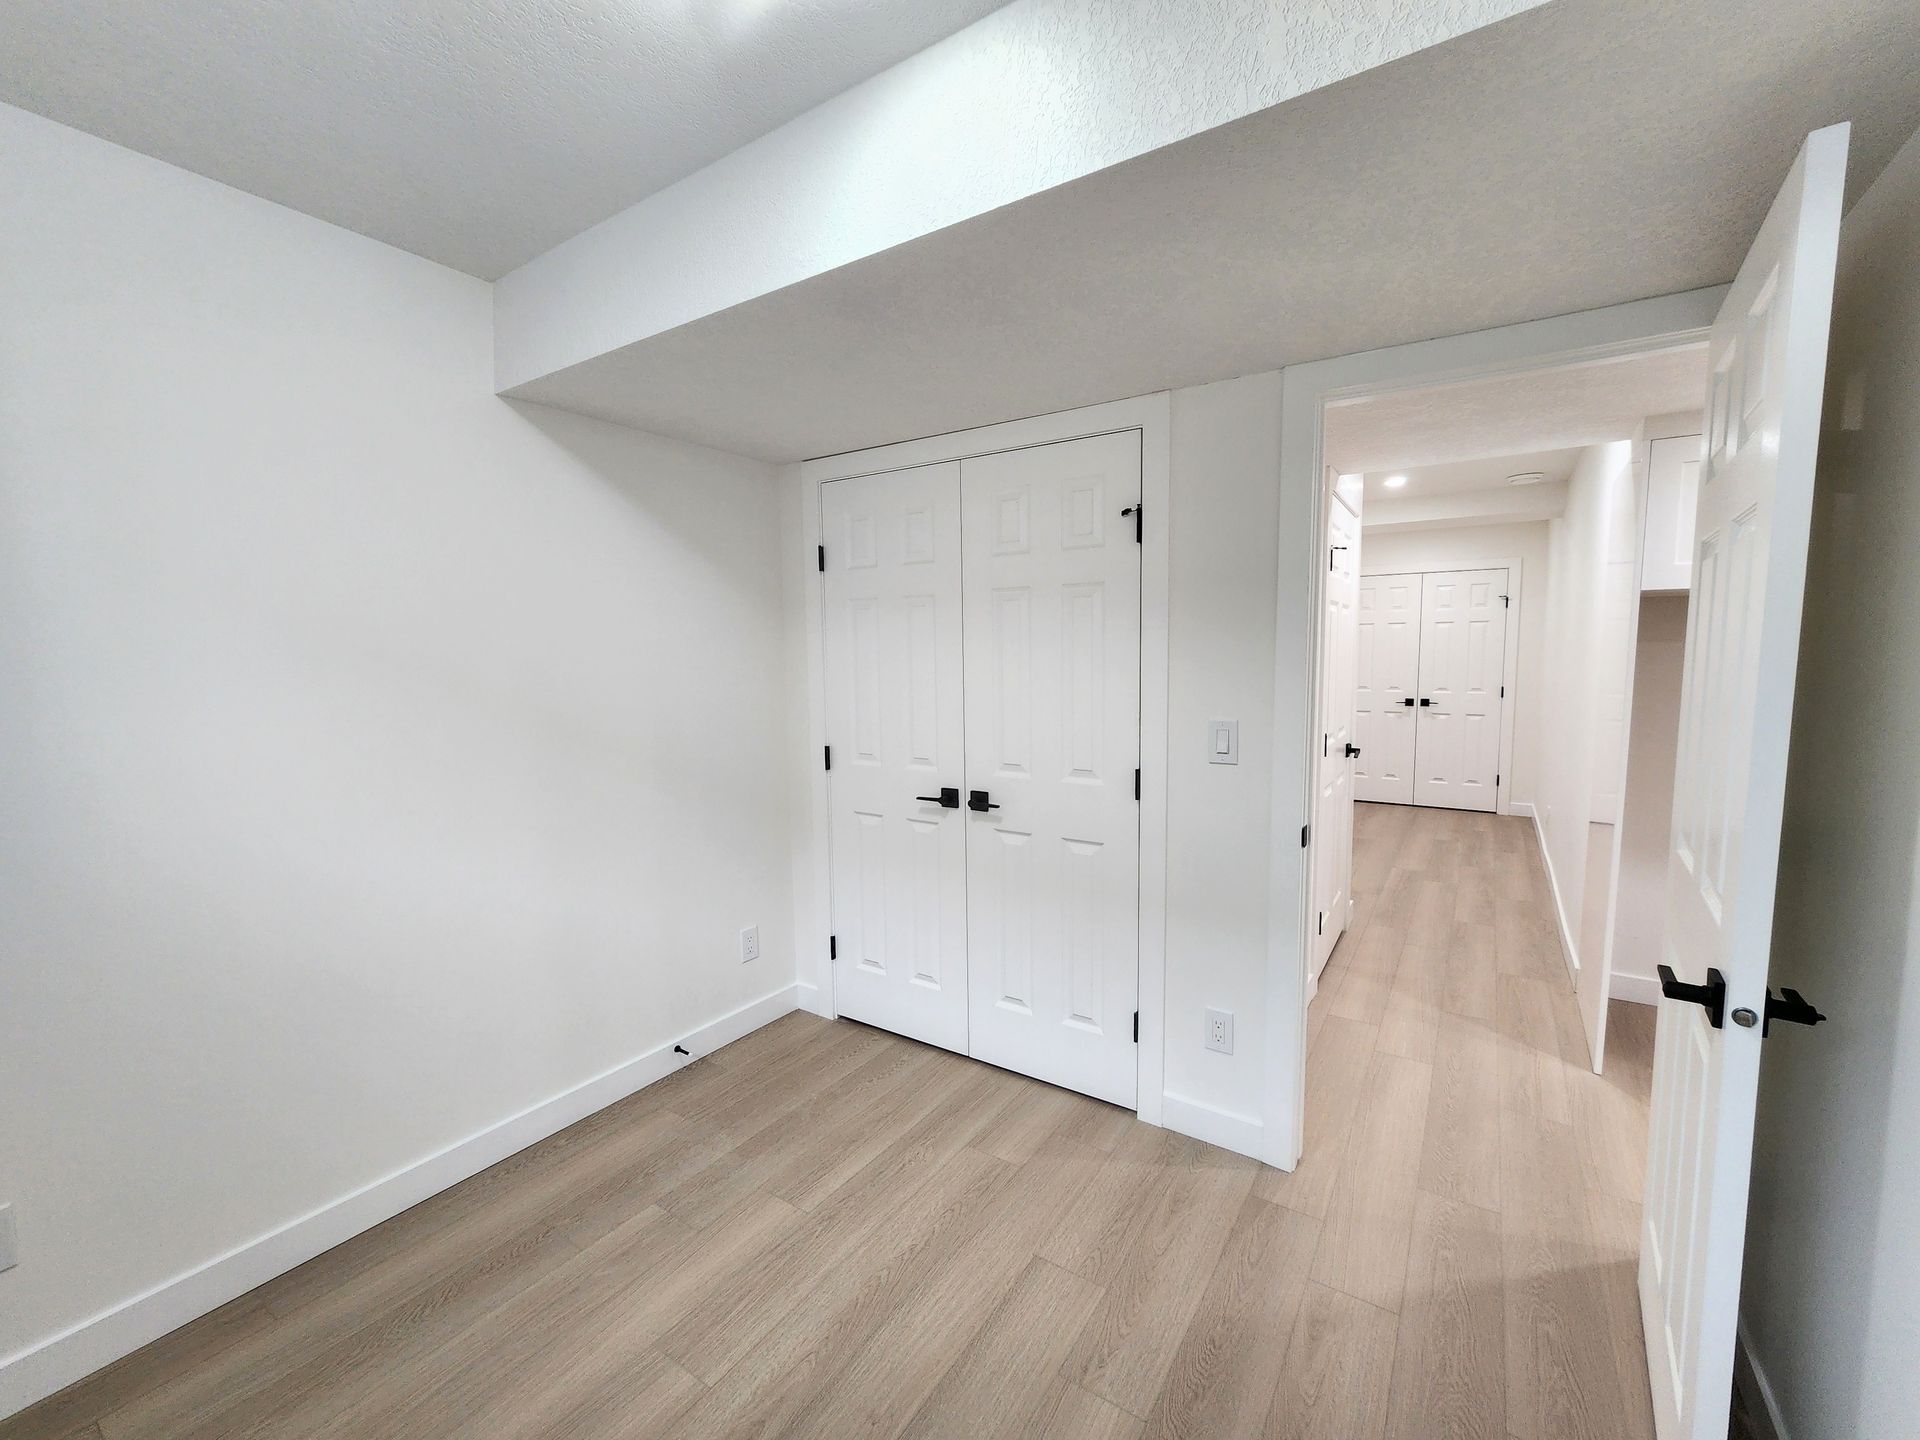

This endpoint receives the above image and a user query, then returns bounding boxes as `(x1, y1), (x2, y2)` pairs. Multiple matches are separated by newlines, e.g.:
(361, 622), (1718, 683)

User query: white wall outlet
(740, 925), (760, 963)
(1204, 1008), (1234, 1054)
(0, 1203), (17, 1273)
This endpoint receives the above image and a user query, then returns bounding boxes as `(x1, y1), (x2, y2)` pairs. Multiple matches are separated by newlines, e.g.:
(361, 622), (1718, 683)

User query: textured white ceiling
(1327, 347), (1708, 475)
(0, 0), (1013, 278)
(508, 0), (1920, 460)
(1357, 446), (1587, 503)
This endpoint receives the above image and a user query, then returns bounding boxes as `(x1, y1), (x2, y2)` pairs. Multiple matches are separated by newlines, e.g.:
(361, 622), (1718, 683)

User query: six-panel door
(1354, 573), (1420, 804)
(820, 463), (970, 1054)
(1411, 568), (1508, 812)
(960, 432), (1143, 1108)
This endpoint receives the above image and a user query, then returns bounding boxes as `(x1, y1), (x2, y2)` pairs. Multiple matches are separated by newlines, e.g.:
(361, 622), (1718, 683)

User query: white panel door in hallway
(1640, 124), (1845, 1440)
(1411, 567), (1508, 811)
(1354, 572), (1420, 803)
(1313, 482), (1361, 978)
(961, 431), (1142, 1108)
(820, 464), (970, 1054)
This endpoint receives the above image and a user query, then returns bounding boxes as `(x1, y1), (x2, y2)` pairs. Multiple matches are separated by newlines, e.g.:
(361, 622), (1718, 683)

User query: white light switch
(1208, 720), (1238, 765)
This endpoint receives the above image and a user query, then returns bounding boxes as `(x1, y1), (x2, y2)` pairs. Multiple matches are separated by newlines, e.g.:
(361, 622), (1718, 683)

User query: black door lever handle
(1763, 987), (1826, 1036)
(915, 787), (961, 809)
(967, 790), (1000, 813)
(1658, 963), (1727, 1029)
(1345, 743), (1361, 758)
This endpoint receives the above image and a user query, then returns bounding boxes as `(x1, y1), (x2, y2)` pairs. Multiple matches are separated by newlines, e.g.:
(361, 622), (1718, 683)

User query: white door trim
(1361, 559), (1523, 818)
(1263, 288), (1724, 1171)
(796, 392), (1172, 1127)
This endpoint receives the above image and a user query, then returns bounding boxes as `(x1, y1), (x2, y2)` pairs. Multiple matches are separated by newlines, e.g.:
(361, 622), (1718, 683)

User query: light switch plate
(1208, 720), (1238, 765)
(740, 925), (760, 963)
(0, 1203), (17, 1273)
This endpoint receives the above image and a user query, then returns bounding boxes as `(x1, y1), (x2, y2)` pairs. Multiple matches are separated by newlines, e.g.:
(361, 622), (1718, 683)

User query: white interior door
(821, 464), (970, 1054)
(1354, 573), (1419, 804)
(960, 431), (1141, 1108)
(1640, 123), (1845, 1440)
(1313, 480), (1361, 977)
(1411, 568), (1508, 812)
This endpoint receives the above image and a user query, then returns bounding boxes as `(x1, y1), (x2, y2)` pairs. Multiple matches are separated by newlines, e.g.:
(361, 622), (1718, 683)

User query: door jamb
(795, 392), (1172, 1125)
(1360, 560), (1523, 818)
(1262, 288), (1724, 1171)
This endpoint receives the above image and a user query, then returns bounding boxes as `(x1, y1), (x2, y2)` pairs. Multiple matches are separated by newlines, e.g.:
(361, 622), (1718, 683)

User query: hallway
(1291, 801), (1657, 1438)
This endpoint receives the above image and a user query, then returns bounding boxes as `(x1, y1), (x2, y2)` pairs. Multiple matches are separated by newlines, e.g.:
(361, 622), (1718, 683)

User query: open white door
(1312, 473), (1361, 978)
(1640, 123), (1845, 1440)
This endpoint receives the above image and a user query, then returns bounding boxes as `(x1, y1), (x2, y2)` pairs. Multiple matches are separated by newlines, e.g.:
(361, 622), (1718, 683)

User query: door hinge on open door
(817, 545), (825, 573)
(1317, 911), (1324, 936)
(1301, 823), (1310, 848)
(1134, 767), (1141, 800)
(823, 745), (832, 771)
(1133, 1010), (1139, 1043)
(829, 935), (837, 960)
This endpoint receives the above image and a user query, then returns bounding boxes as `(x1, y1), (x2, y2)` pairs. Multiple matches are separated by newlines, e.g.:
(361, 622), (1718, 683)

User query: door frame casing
(795, 393), (1172, 1126)
(1359, 559), (1523, 818)
(1264, 289), (1724, 1170)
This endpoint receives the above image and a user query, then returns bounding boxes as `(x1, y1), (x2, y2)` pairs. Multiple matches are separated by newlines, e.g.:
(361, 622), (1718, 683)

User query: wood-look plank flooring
(2, 803), (1658, 1440)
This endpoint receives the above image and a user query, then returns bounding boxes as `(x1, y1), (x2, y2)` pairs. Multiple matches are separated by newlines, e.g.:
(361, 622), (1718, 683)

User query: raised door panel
(1411, 569), (1507, 813)
(1354, 573), (1418, 804)
(822, 464), (969, 1054)
(960, 431), (1141, 1107)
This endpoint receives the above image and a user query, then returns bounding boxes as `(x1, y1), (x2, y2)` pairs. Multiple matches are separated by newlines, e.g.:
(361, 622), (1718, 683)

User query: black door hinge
(1301, 823), (1310, 848)
(1122, 505), (1142, 543)
(1134, 767), (1141, 800)
(1497, 772), (1502, 786)
(1133, 1010), (1139, 1043)
(817, 545), (825, 573)
(829, 935), (837, 960)
(1317, 911), (1325, 936)
(1500, 684), (1506, 697)
(823, 745), (832, 771)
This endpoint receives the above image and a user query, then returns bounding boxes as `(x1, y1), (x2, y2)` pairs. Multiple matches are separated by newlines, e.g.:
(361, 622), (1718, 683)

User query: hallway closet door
(821, 464), (970, 1054)
(961, 431), (1142, 1107)
(1354, 573), (1420, 804)
(1411, 567), (1508, 811)
(1313, 486), (1361, 978)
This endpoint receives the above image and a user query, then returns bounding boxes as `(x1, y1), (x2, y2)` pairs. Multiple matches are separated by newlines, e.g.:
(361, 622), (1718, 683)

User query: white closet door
(960, 431), (1141, 1107)
(821, 464), (969, 1054)
(1354, 573), (1419, 804)
(1313, 490), (1361, 977)
(1641, 123), (1844, 1440)
(1411, 568), (1507, 812)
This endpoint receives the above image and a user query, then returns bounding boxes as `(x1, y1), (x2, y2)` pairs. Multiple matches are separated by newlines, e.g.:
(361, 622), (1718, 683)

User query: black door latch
(967, 790), (1000, 812)
(915, 787), (961, 808)
(1658, 963), (1727, 1029)
(1344, 743), (1361, 758)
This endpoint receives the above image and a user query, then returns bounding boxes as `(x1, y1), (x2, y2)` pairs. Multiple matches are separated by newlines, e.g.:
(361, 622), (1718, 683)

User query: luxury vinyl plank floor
(3, 803), (1659, 1440)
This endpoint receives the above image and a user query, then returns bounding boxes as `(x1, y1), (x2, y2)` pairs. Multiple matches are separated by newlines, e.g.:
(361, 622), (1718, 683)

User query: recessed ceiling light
(1506, 471), (1549, 486)
(1383, 474), (1408, 489)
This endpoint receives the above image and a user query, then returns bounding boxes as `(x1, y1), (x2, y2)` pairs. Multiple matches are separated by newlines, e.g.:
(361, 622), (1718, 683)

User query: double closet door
(1354, 567), (1507, 811)
(820, 431), (1142, 1108)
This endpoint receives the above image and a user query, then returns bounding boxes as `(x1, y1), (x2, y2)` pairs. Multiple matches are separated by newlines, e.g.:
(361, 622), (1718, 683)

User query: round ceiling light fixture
(1382, 474), (1409, 489)
(1506, 471), (1549, 486)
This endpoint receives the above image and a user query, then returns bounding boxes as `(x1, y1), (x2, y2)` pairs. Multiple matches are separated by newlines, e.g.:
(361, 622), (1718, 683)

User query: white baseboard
(793, 980), (829, 1017)
(1161, 1091), (1264, 1160)
(1736, 1318), (1791, 1440)
(1529, 809), (1581, 981)
(0, 982), (809, 1423)
(1610, 970), (1663, 1005)
(1506, 800), (1536, 819)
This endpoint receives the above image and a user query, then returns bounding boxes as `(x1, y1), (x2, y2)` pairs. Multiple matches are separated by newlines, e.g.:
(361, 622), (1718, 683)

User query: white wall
(1356, 521), (1550, 811)
(1535, 440), (1634, 969)
(1608, 594), (1687, 1002)
(1742, 123), (1920, 1440)
(0, 102), (796, 1411)
(1162, 374), (1284, 1135)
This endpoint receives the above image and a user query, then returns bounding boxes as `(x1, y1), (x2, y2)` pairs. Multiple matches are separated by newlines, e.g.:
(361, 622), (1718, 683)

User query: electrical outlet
(1204, 1009), (1234, 1055)
(0, 1203), (17, 1273)
(740, 925), (760, 963)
